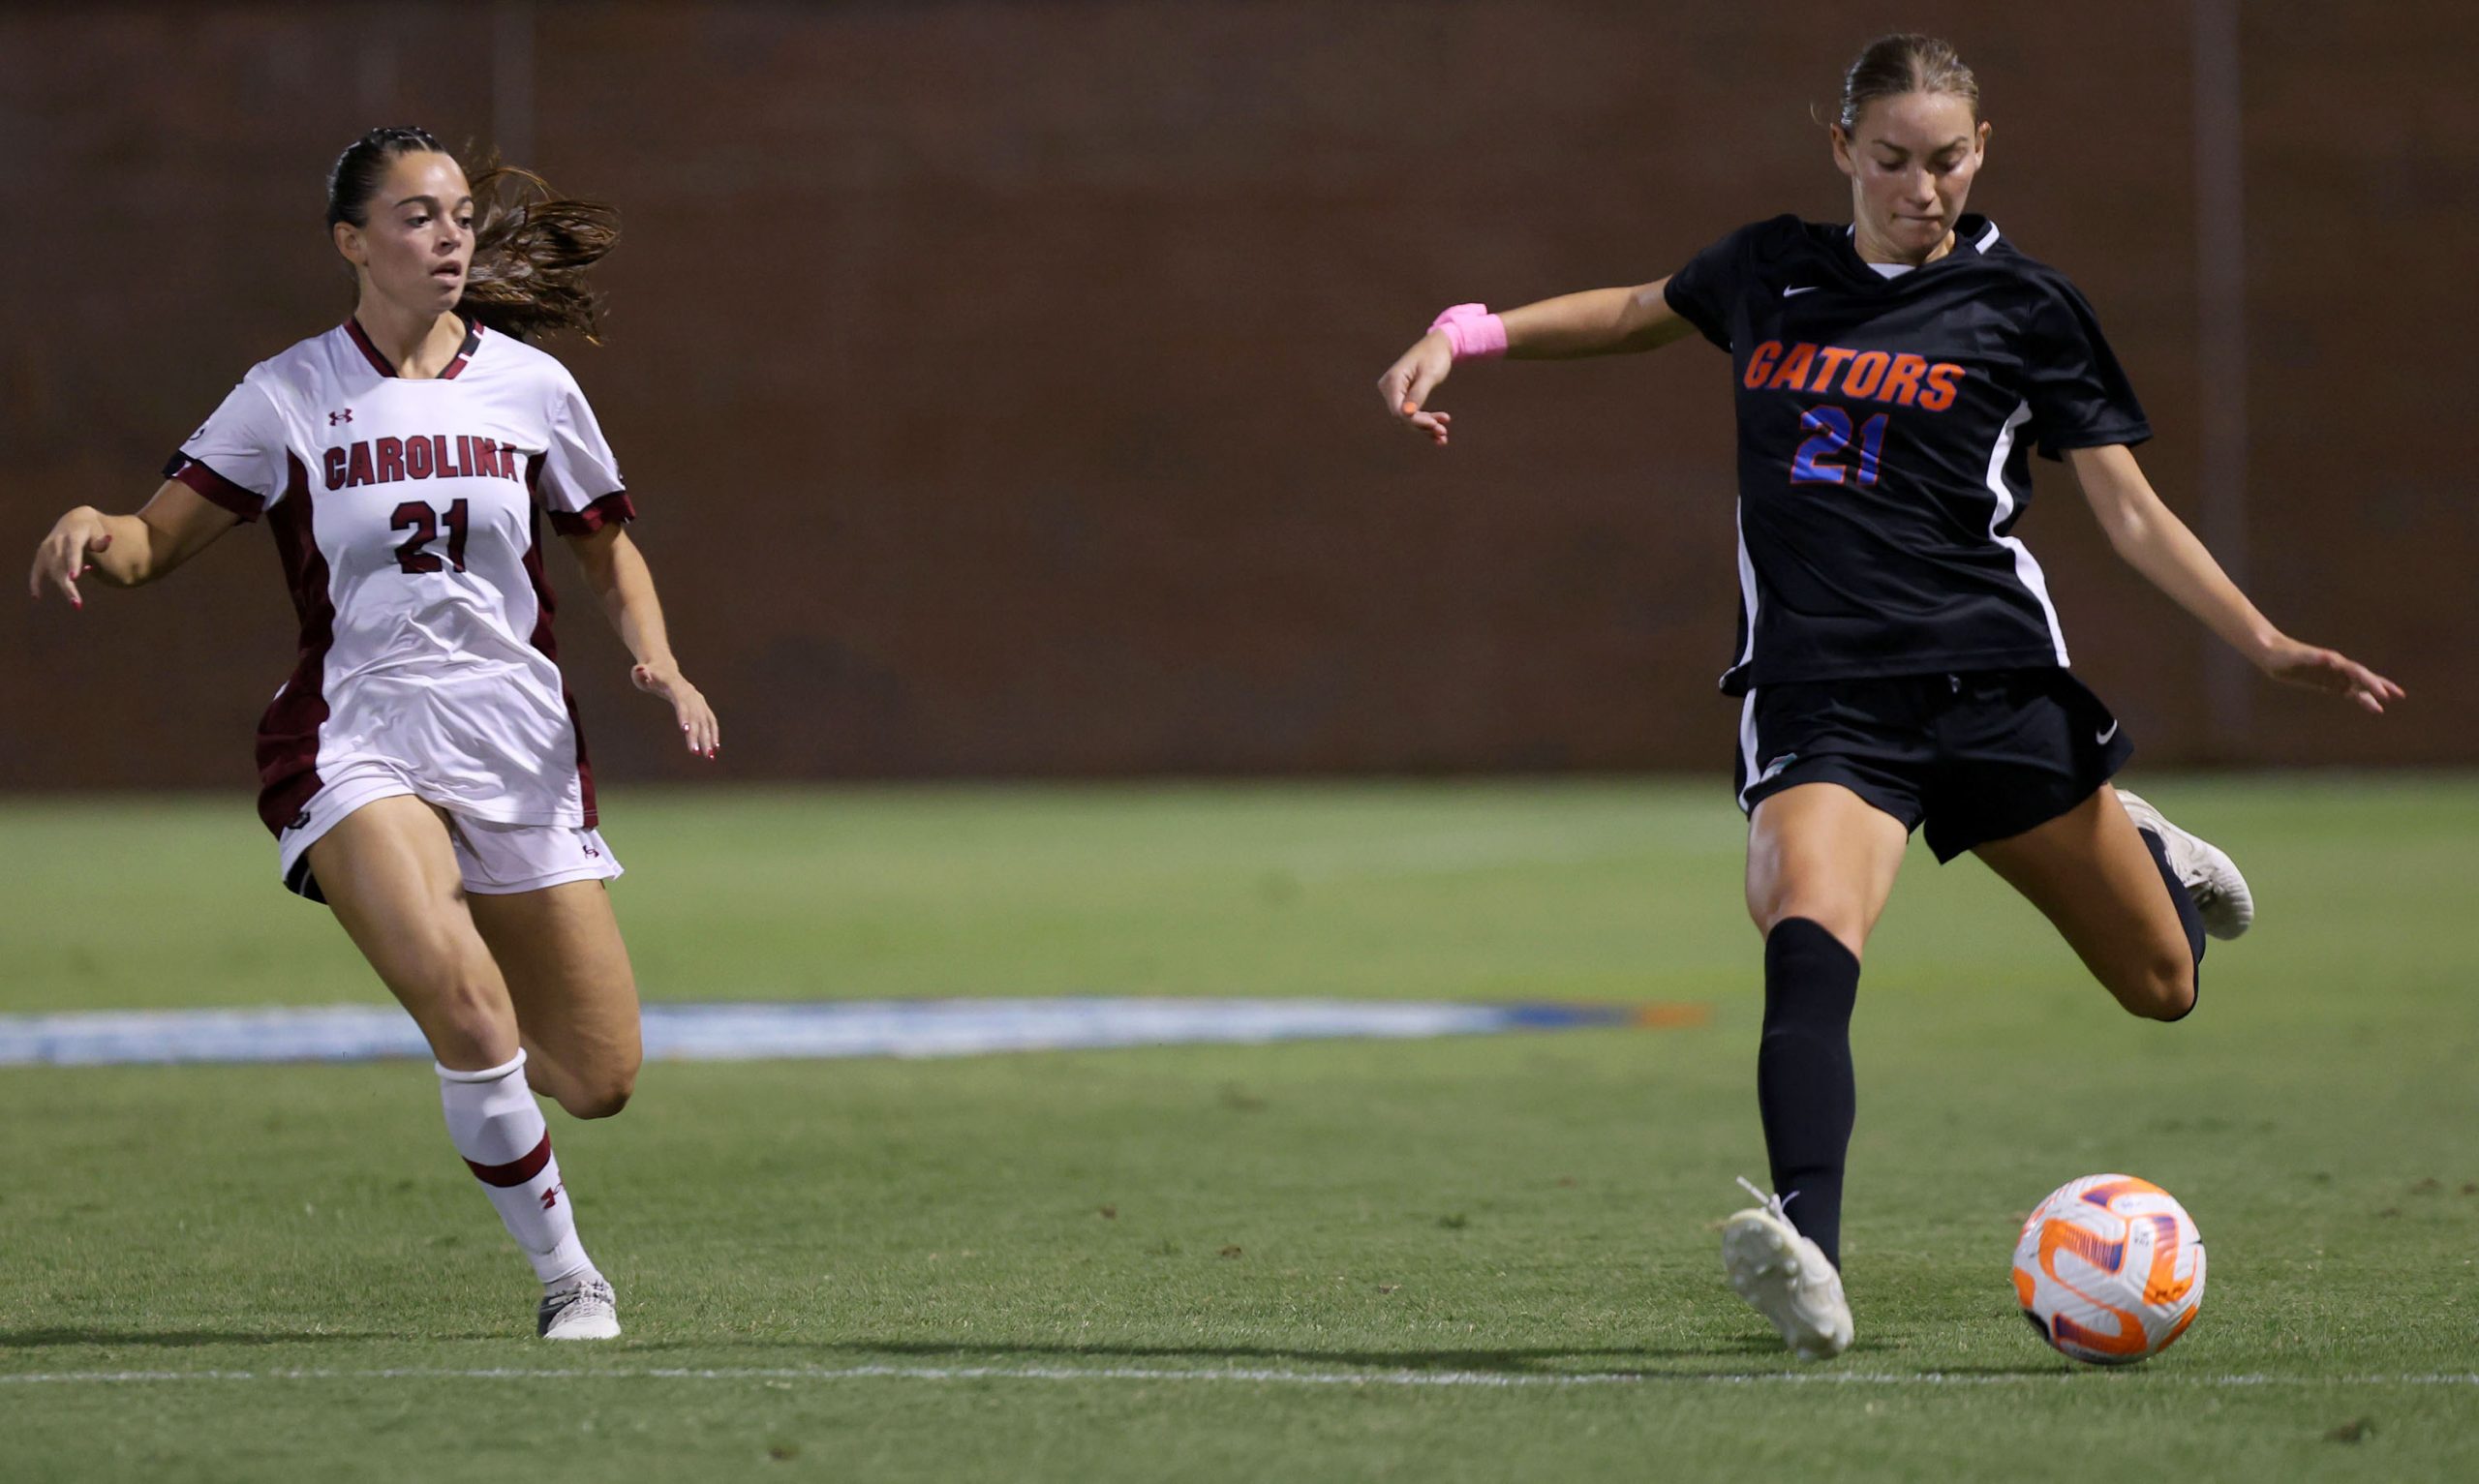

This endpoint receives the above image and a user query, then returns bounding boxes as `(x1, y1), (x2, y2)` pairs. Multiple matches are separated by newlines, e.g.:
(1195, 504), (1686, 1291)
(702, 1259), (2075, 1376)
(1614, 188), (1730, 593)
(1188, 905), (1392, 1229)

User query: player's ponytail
(324, 127), (619, 343)
(459, 158), (620, 342)
(1833, 34), (1981, 133)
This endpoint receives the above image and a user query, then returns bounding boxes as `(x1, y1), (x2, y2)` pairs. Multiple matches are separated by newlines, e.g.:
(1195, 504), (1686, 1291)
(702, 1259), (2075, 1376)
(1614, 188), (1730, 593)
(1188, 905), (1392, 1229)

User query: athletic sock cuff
(1764, 917), (1860, 976)
(1763, 918), (1861, 1027)
(436, 1048), (528, 1083)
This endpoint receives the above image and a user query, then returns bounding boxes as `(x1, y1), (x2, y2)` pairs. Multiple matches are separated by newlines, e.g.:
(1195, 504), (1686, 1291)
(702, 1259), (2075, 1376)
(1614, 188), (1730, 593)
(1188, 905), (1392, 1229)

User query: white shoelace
(1735, 1175), (1799, 1224)
(544, 1278), (613, 1314)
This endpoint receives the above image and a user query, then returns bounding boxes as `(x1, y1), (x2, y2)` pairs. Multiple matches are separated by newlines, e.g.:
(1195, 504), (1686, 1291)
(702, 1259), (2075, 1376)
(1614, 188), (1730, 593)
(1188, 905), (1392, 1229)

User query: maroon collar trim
(442, 319), (485, 379)
(343, 317), (485, 380)
(343, 318), (395, 376)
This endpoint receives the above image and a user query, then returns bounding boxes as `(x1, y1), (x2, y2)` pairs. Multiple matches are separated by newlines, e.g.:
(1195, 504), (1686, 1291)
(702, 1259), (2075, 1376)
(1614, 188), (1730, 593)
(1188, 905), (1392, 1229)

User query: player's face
(334, 151), (475, 319)
(1831, 93), (1991, 261)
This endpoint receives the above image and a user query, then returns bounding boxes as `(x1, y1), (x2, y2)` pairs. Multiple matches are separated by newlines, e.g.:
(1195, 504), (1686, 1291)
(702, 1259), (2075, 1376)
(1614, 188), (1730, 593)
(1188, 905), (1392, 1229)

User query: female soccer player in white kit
(28, 128), (718, 1340)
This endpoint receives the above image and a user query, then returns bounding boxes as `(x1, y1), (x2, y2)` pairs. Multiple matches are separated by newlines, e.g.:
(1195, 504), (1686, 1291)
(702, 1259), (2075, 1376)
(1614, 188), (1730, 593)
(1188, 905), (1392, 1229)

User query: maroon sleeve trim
(165, 454), (264, 522)
(547, 490), (636, 537)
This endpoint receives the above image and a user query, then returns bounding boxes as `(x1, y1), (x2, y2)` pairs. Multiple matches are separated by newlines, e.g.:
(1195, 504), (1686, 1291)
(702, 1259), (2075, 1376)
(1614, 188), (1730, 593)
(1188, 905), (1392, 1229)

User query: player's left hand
(1377, 333), (1456, 446)
(2254, 638), (2403, 715)
(632, 660), (720, 758)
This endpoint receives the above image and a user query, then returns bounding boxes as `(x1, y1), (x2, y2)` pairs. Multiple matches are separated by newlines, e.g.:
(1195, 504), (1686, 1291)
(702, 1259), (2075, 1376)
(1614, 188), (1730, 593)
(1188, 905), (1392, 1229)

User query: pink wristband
(1428, 302), (1508, 362)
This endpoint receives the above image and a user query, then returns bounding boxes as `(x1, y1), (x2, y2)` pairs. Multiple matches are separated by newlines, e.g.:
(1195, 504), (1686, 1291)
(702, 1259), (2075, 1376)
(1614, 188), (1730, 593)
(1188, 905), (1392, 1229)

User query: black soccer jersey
(1662, 213), (2150, 695)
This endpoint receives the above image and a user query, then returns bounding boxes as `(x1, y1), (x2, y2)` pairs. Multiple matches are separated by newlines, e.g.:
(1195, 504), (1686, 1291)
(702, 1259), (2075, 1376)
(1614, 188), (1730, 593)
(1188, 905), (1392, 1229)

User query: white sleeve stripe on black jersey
(1979, 400), (2069, 666)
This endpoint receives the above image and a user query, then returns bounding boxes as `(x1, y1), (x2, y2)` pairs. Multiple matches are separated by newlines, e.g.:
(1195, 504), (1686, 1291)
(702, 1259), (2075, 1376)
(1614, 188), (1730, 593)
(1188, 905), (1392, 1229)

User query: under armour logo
(286, 810), (313, 832)
(583, 843), (601, 858)
(329, 409), (353, 426)
(541, 1186), (562, 1211)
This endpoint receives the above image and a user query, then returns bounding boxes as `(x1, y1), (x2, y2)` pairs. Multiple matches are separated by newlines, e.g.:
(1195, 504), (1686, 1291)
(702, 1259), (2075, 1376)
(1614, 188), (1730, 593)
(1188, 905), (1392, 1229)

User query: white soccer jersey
(168, 318), (634, 845)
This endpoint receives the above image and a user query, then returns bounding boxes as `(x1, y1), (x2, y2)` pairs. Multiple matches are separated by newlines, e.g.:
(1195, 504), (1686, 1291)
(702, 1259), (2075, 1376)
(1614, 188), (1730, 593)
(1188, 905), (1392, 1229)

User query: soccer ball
(2011, 1173), (2205, 1365)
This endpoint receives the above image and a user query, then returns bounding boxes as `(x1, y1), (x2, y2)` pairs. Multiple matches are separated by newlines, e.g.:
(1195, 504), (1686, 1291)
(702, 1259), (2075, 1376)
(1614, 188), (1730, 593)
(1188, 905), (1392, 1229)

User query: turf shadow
(629, 1337), (1791, 1371)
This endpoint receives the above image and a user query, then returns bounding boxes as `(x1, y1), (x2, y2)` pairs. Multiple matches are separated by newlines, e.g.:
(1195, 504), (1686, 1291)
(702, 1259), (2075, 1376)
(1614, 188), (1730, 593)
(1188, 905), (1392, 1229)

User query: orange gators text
(1742, 340), (1966, 411)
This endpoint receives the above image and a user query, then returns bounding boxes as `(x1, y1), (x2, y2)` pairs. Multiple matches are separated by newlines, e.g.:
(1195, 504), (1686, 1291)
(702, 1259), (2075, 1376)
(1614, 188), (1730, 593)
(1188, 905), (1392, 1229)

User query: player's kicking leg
(1974, 786), (2232, 1024)
(2112, 789), (2253, 940)
(305, 798), (622, 1340)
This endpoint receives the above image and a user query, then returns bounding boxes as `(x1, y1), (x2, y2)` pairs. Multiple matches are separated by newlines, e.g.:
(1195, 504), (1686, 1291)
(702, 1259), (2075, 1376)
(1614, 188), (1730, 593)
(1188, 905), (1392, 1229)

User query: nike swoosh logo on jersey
(2096, 720), (2121, 745)
(1782, 286), (1819, 297)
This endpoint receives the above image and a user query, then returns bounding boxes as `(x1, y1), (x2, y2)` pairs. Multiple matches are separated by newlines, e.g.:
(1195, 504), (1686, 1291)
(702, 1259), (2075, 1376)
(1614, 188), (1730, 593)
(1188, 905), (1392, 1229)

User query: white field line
(2, 1364), (2475, 1389)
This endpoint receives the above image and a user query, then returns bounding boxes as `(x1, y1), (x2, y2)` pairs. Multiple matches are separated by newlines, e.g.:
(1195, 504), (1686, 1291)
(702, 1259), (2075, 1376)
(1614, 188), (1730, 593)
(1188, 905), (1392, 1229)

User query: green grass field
(3, 778), (2474, 1482)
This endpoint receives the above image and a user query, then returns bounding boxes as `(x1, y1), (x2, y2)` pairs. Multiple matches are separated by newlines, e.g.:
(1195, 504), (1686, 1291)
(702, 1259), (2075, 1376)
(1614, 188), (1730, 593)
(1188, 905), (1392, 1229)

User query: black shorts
(1732, 669), (2135, 863)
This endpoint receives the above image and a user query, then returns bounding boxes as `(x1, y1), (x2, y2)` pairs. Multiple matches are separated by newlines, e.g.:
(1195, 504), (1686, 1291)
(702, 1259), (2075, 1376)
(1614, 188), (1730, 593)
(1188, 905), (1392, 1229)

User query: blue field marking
(0, 998), (1699, 1068)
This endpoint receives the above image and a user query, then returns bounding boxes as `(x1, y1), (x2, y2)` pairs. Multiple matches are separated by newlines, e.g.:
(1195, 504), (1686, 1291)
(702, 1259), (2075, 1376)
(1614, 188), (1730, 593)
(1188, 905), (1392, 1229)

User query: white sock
(436, 1050), (595, 1288)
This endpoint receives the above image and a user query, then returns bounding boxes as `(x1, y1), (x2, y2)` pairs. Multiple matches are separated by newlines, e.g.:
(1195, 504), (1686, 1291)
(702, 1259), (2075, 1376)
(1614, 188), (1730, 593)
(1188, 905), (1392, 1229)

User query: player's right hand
(29, 507), (111, 609)
(1377, 333), (1456, 446)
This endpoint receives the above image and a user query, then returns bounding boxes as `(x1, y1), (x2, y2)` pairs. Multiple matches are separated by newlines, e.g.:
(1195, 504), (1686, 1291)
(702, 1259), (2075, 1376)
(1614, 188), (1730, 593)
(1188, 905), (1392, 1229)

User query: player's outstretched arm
(28, 483), (240, 608)
(2066, 443), (2403, 714)
(563, 524), (720, 758)
(1377, 279), (1696, 446)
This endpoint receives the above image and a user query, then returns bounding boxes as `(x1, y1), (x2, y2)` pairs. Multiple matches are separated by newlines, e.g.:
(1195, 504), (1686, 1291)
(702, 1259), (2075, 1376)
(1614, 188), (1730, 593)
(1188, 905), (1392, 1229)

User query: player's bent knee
(559, 1084), (632, 1120)
(557, 1068), (636, 1120)
(2154, 970), (2198, 1022)
(2118, 955), (2196, 1022)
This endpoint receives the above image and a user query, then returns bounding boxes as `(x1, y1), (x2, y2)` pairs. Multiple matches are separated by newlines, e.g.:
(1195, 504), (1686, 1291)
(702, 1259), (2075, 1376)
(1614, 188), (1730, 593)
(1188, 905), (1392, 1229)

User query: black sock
(1757, 918), (1860, 1270)
(2136, 827), (2206, 1018)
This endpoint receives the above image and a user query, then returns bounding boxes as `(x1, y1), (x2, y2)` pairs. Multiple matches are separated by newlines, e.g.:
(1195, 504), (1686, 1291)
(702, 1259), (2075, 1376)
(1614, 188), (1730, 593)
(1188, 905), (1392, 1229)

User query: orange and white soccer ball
(2011, 1173), (2206, 1365)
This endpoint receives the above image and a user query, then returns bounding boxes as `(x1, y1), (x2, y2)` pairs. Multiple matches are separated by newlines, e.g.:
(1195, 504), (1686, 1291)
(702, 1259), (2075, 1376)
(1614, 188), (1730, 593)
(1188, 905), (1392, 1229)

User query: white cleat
(2115, 788), (2254, 940)
(1720, 1178), (1852, 1360)
(537, 1273), (622, 1341)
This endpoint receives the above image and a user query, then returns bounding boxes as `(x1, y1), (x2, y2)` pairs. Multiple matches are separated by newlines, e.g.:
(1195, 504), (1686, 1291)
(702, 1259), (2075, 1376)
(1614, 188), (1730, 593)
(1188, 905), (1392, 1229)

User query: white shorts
(276, 757), (623, 902)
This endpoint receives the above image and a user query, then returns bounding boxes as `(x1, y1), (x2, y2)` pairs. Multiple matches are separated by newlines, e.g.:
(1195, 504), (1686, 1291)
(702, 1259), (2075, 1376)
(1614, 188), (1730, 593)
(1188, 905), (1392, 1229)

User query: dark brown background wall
(6, 2), (2469, 792)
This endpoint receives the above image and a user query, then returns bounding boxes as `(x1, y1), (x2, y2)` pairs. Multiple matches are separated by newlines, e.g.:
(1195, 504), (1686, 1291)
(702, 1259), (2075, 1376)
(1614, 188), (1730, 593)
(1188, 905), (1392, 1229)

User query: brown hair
(325, 128), (620, 342)
(460, 157), (620, 341)
(1833, 34), (1981, 133)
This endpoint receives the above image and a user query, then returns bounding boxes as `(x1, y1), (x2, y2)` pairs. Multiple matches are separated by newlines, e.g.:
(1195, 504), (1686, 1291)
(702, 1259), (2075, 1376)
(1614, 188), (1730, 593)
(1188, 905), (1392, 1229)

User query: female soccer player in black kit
(1375, 35), (2400, 1357)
